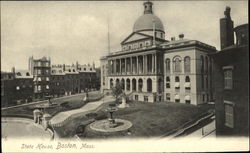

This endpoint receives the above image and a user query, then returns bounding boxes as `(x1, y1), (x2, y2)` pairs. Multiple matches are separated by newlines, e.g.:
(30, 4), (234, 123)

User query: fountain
(89, 103), (132, 133)
(105, 104), (118, 128)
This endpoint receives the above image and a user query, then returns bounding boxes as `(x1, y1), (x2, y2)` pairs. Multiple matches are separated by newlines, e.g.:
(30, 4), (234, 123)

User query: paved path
(2, 117), (53, 140)
(49, 95), (115, 127)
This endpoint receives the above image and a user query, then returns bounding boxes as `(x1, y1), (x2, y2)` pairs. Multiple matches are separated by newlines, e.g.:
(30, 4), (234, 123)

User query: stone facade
(100, 1), (216, 105)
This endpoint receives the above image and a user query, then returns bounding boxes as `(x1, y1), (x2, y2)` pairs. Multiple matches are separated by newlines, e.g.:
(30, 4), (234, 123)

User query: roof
(77, 65), (96, 73)
(51, 66), (65, 75)
(15, 70), (33, 79)
(161, 39), (216, 51)
(64, 66), (79, 74)
(133, 14), (164, 32)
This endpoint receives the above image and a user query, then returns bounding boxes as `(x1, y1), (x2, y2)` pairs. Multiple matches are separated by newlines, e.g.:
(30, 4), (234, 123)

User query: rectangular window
(223, 67), (233, 89)
(185, 100), (191, 104)
(224, 101), (234, 128)
(38, 77), (41, 81)
(175, 99), (180, 103)
(166, 83), (170, 88)
(144, 96), (148, 102)
(38, 70), (41, 75)
(38, 85), (41, 91)
(34, 86), (37, 92)
(166, 93), (170, 101)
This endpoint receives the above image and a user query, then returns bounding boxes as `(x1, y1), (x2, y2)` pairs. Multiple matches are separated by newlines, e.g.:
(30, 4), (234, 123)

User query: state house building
(100, 1), (216, 105)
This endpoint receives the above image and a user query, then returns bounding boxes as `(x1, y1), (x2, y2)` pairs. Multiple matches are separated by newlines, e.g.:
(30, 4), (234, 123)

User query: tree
(111, 82), (123, 104)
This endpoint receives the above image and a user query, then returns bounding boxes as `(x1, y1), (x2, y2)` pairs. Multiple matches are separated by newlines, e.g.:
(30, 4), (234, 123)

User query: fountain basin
(89, 119), (132, 133)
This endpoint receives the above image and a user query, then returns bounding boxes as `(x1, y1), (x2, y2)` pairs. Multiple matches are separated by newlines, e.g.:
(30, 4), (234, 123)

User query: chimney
(12, 67), (15, 74)
(220, 6), (234, 50)
(63, 64), (65, 71)
(171, 37), (175, 41)
(179, 34), (184, 40)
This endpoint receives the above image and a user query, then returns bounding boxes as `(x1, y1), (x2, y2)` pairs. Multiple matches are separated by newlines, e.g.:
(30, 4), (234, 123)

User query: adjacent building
(213, 7), (249, 136)
(50, 62), (99, 97)
(14, 69), (33, 104)
(1, 68), (33, 107)
(100, 1), (216, 105)
(1, 71), (15, 107)
(29, 56), (51, 99)
(76, 62), (99, 91)
(50, 65), (66, 97)
(64, 64), (80, 95)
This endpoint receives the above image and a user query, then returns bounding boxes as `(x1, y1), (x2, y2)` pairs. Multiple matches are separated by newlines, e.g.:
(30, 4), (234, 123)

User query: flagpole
(107, 14), (110, 54)
(153, 19), (156, 46)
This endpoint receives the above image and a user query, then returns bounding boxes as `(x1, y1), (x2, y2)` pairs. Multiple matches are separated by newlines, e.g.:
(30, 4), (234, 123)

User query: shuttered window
(224, 101), (234, 128)
(223, 66), (233, 89)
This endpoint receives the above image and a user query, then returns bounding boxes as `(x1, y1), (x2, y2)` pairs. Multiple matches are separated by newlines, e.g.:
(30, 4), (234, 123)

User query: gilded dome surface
(133, 14), (165, 32)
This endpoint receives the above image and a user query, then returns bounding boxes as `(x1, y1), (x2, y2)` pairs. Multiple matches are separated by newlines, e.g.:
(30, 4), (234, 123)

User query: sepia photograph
(1, 0), (249, 152)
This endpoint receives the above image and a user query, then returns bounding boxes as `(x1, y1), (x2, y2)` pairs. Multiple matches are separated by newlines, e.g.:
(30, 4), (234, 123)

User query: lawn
(1, 91), (103, 118)
(81, 101), (214, 138)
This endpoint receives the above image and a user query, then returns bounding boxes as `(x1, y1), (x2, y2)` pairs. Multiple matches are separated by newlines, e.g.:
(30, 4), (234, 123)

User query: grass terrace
(1, 91), (103, 118)
(81, 101), (214, 138)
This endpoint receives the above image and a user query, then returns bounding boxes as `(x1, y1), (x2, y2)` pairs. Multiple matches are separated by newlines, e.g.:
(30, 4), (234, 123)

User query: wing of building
(100, 1), (216, 105)
(212, 6), (249, 136)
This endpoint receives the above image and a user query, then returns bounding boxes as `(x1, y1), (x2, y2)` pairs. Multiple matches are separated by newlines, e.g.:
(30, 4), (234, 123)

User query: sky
(1, 0), (248, 72)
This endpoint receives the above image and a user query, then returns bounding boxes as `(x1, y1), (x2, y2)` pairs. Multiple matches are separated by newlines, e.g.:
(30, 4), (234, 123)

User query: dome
(133, 1), (164, 33)
(133, 14), (164, 32)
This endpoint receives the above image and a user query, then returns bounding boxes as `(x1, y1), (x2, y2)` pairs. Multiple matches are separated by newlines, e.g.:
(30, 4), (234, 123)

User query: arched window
(116, 79), (120, 85)
(175, 76), (180, 82)
(138, 79), (143, 92)
(121, 78), (125, 90)
(166, 76), (170, 88)
(165, 58), (170, 73)
(185, 76), (190, 82)
(184, 56), (191, 73)
(201, 55), (204, 73)
(132, 79), (136, 91)
(147, 78), (152, 92)
(173, 56), (182, 73)
(126, 79), (130, 91)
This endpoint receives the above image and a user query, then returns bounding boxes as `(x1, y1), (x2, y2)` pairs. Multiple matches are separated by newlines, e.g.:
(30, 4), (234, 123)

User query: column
(125, 58), (127, 75)
(136, 56), (139, 75)
(152, 54), (154, 74)
(120, 59), (122, 74)
(131, 57), (133, 74)
(154, 54), (157, 74)
(144, 55), (147, 74)
(114, 59), (116, 75)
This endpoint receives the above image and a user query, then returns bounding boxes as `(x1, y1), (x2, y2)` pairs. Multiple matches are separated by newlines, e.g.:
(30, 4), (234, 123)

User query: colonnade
(108, 53), (158, 75)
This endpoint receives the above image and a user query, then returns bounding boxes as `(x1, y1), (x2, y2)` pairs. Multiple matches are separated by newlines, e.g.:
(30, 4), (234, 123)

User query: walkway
(49, 95), (115, 127)
(2, 117), (53, 140)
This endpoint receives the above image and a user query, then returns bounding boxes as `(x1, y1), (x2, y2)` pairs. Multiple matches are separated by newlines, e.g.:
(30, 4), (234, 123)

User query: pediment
(121, 32), (151, 44)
